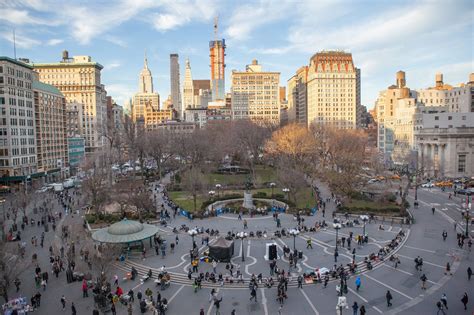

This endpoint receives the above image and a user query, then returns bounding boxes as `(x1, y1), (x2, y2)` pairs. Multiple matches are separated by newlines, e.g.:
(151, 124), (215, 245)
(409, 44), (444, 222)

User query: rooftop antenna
(13, 29), (17, 60)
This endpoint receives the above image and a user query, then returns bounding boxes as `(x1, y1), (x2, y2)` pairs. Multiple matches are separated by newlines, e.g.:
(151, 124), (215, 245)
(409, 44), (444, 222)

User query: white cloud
(105, 62), (122, 71)
(0, 30), (40, 48)
(46, 38), (63, 46)
(104, 83), (136, 106)
(104, 35), (127, 48)
(0, 8), (59, 26)
(150, 0), (217, 32)
(225, 0), (291, 41)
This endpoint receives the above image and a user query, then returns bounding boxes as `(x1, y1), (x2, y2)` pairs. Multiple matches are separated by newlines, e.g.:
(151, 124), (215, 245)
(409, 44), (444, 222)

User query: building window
(434, 116), (439, 120)
(448, 116), (452, 120)
(458, 154), (466, 173)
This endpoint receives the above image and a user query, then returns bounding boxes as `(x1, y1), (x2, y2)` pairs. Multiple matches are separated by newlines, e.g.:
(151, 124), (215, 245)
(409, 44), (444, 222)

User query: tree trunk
(193, 194), (197, 212)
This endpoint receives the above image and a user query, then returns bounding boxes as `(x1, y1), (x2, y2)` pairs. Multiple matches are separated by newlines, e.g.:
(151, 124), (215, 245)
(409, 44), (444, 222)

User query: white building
(231, 60), (280, 125)
(0, 57), (37, 178)
(170, 54), (181, 117)
(182, 59), (194, 112)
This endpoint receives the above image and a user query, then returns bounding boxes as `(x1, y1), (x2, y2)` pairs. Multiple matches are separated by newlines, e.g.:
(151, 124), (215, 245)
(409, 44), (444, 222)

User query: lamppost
(289, 228), (300, 251)
(237, 231), (248, 262)
(333, 223), (342, 251)
(360, 215), (369, 240)
(269, 182), (276, 198)
(208, 190), (216, 200)
(463, 209), (470, 238)
(188, 228), (198, 251)
(215, 184), (222, 198)
(282, 188), (290, 201)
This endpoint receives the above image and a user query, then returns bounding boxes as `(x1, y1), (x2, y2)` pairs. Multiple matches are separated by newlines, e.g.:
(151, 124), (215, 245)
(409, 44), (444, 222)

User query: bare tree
(0, 239), (31, 302)
(81, 156), (108, 213)
(181, 167), (206, 212)
(276, 158), (307, 206)
(146, 130), (174, 179)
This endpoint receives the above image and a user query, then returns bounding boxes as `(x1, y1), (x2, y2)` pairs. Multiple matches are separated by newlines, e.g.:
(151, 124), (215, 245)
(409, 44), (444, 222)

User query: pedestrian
(436, 301), (446, 315)
(442, 230), (447, 241)
(468, 267), (472, 280)
(209, 288), (216, 302)
(200, 308), (205, 315)
(355, 276), (361, 291)
(111, 302), (116, 315)
(60, 295), (66, 310)
(445, 262), (452, 275)
(297, 275), (303, 288)
(306, 238), (312, 249)
(82, 279), (88, 297)
(213, 260), (218, 274)
(175, 235), (179, 245)
(352, 301), (359, 315)
(386, 290), (393, 307)
(334, 250), (338, 263)
(461, 292), (468, 310)
(243, 219), (248, 229)
(250, 287), (257, 302)
(440, 293), (448, 310)
(214, 297), (223, 315)
(420, 274), (427, 290)
(114, 274), (119, 285)
(359, 305), (366, 315)
(71, 302), (76, 315)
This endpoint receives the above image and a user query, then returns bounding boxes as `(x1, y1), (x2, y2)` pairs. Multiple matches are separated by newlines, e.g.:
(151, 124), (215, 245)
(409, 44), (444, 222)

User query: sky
(0, 0), (473, 109)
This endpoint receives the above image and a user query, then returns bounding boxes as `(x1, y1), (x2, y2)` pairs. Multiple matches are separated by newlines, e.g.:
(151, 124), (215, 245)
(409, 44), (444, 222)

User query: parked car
(421, 182), (434, 188)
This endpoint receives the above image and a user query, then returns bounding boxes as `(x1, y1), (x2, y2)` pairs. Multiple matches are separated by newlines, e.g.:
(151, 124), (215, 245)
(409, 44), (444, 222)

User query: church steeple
(139, 49), (153, 93)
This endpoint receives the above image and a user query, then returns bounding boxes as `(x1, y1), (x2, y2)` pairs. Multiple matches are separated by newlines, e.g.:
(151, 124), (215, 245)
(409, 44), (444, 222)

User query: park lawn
(169, 186), (315, 211)
(201, 165), (278, 187)
(341, 199), (401, 214)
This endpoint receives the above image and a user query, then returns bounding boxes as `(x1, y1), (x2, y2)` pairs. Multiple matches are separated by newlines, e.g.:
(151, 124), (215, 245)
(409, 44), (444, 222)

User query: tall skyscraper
(182, 58), (194, 111)
(210, 17), (226, 101)
(287, 66), (308, 125)
(231, 59), (280, 125)
(32, 51), (107, 153)
(170, 54), (181, 118)
(132, 54), (160, 122)
(306, 51), (361, 129)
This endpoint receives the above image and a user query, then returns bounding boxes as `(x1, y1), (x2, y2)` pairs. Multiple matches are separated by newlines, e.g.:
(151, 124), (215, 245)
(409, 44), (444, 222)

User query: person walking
(461, 292), (468, 310)
(445, 262), (452, 275)
(111, 302), (116, 315)
(386, 290), (393, 307)
(213, 260), (218, 274)
(436, 301), (446, 315)
(352, 301), (359, 315)
(243, 219), (248, 229)
(468, 267), (472, 280)
(359, 305), (366, 315)
(420, 274), (428, 290)
(60, 295), (66, 311)
(334, 250), (339, 263)
(214, 296), (223, 315)
(250, 287), (257, 302)
(355, 277), (361, 291)
(442, 230), (447, 241)
(306, 238), (313, 249)
(297, 275), (303, 288)
(440, 293), (448, 310)
(82, 279), (88, 297)
(71, 302), (76, 315)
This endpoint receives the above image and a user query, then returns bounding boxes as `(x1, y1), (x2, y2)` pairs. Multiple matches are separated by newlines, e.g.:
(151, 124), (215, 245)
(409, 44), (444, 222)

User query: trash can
(298, 251), (303, 259)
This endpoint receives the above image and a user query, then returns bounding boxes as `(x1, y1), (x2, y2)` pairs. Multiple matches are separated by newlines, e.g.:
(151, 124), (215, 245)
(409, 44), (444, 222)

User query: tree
(81, 155), (108, 213)
(146, 130), (174, 179)
(127, 183), (154, 221)
(276, 158), (307, 206)
(181, 167), (206, 212)
(0, 239), (30, 302)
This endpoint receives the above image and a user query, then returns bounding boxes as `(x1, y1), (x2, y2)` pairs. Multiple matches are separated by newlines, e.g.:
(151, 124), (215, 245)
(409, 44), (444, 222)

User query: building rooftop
(32, 80), (63, 96)
(0, 56), (33, 69)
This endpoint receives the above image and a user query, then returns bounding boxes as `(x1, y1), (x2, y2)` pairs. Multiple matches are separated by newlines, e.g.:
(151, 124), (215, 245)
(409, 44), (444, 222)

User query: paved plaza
(4, 178), (473, 315)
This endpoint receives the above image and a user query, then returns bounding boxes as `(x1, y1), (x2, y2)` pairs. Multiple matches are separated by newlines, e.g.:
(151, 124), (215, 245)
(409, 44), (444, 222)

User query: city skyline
(0, 0), (472, 107)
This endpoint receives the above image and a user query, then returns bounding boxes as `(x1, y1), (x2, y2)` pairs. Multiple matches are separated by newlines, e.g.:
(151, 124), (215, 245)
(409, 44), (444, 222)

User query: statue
(244, 175), (253, 192)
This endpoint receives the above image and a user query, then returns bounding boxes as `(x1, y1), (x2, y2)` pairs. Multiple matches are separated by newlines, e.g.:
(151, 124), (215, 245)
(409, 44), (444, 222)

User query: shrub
(254, 191), (267, 198)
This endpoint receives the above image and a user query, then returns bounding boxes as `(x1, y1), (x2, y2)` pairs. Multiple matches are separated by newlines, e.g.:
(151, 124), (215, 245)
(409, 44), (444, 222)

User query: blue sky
(0, 0), (473, 109)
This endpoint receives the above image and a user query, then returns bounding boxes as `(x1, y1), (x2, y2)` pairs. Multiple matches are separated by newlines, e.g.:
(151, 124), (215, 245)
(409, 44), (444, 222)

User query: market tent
(208, 237), (234, 262)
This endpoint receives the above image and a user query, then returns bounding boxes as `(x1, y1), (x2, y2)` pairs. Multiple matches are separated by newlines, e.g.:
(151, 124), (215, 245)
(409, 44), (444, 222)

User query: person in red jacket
(82, 279), (88, 298)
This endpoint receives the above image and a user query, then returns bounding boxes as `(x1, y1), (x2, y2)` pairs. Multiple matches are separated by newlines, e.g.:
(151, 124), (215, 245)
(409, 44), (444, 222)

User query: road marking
(404, 245), (436, 254)
(382, 264), (437, 285)
(347, 287), (383, 314)
(260, 288), (269, 315)
(431, 203), (440, 206)
(397, 254), (445, 269)
(168, 284), (185, 303)
(299, 288), (320, 315)
(363, 273), (413, 300)
(206, 288), (220, 315)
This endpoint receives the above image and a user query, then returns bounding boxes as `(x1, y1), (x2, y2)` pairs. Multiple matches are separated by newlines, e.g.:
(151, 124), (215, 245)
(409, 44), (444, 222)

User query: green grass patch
(338, 199), (401, 215)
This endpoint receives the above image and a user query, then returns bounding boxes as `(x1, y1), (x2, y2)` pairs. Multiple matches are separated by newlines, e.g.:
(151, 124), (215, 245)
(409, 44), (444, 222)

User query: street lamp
(333, 223), (342, 251)
(215, 184), (222, 198)
(269, 182), (276, 198)
(237, 231), (248, 262)
(188, 228), (198, 250)
(289, 228), (300, 251)
(463, 210), (470, 238)
(282, 188), (290, 201)
(360, 215), (369, 241)
(208, 190), (216, 200)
